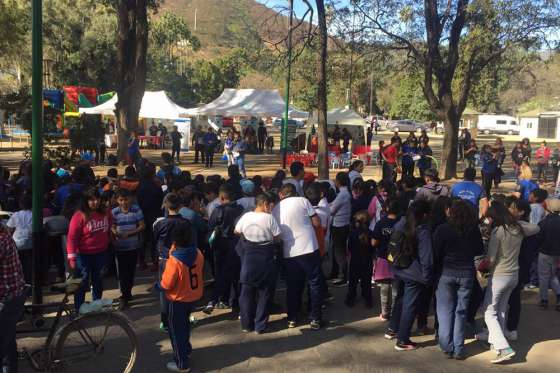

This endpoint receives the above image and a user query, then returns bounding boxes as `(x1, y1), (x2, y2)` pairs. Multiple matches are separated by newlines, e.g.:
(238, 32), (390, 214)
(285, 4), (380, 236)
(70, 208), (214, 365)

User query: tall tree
(316, 0), (329, 179)
(112, 0), (155, 161)
(351, 0), (560, 179)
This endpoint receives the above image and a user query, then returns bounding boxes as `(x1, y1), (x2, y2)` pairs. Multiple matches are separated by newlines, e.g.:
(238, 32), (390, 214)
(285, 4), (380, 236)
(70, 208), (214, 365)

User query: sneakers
(505, 330), (518, 341)
(539, 300), (548, 310)
(475, 329), (489, 341)
(379, 314), (389, 322)
(310, 320), (322, 330)
(215, 301), (230, 310)
(159, 322), (169, 333)
(287, 320), (297, 329)
(166, 361), (191, 372)
(525, 284), (537, 290)
(332, 279), (347, 287)
(203, 302), (215, 315)
(384, 329), (397, 340)
(394, 341), (418, 351)
(490, 348), (516, 364)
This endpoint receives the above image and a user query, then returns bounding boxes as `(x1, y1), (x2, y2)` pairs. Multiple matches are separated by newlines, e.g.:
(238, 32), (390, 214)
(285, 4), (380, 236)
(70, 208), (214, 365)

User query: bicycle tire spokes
(52, 312), (138, 373)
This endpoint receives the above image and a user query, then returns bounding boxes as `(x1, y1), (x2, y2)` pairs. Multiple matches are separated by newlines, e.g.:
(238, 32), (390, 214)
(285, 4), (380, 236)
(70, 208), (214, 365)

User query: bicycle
(16, 279), (138, 372)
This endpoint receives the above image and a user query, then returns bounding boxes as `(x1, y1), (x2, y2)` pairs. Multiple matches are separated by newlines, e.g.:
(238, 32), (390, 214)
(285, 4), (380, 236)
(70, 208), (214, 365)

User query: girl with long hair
(477, 203), (538, 363)
(433, 200), (483, 359)
(385, 200), (433, 351)
(66, 188), (112, 311)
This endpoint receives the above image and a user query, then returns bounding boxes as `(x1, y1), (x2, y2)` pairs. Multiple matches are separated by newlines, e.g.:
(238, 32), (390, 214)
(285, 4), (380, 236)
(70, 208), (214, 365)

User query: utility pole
(369, 56), (374, 115)
(282, 0), (294, 169)
(194, 8), (197, 31)
(31, 0), (44, 305)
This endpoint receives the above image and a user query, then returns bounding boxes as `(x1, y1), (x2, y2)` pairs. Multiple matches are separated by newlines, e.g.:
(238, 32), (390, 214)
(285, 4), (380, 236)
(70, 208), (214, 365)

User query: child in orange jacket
(159, 220), (204, 373)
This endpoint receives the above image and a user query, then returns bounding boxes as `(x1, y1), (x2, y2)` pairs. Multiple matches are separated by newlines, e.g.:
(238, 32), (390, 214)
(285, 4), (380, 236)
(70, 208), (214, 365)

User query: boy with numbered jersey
(159, 220), (204, 373)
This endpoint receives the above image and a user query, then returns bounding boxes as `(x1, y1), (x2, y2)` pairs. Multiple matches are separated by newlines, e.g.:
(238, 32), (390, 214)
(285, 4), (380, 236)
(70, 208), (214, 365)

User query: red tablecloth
(138, 135), (162, 147)
(286, 153), (316, 167)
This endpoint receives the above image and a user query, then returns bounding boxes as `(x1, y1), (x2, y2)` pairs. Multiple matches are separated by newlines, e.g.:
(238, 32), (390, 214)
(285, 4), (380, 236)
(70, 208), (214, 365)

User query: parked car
(477, 114), (519, 135)
(273, 118), (305, 128)
(386, 119), (425, 132)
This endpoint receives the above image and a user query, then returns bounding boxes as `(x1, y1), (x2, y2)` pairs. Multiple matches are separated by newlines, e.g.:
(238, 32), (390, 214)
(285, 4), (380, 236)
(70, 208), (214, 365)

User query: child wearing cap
(237, 179), (256, 212)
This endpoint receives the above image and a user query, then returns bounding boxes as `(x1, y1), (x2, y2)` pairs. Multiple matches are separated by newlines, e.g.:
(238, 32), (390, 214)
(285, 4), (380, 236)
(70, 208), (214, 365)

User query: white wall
(519, 117), (538, 138)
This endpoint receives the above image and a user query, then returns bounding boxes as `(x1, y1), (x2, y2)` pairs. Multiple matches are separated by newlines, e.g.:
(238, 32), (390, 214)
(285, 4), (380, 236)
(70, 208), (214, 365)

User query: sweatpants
(212, 248), (241, 308)
(538, 253), (560, 303)
(115, 249), (138, 299)
(239, 284), (273, 332)
(284, 251), (323, 322)
(347, 253), (373, 303)
(483, 274), (518, 351)
(168, 301), (193, 370)
(0, 294), (25, 372)
(159, 258), (169, 327)
(330, 225), (350, 281)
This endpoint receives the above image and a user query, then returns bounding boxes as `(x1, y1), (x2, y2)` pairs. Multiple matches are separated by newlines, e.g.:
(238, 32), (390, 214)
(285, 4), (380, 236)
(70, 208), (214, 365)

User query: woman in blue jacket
(385, 200), (433, 351)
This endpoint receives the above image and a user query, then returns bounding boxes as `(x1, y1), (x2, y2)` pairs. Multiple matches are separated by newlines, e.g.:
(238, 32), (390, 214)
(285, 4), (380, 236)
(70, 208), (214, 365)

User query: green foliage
(389, 73), (436, 121)
(44, 0), (118, 91)
(150, 11), (201, 51)
(0, 0), (28, 57)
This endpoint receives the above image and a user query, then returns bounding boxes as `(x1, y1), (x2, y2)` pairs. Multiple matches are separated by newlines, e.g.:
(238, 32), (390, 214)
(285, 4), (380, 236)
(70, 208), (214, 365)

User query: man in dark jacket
(257, 121), (268, 154)
(536, 198), (560, 310)
(137, 164), (164, 270)
(204, 184), (245, 314)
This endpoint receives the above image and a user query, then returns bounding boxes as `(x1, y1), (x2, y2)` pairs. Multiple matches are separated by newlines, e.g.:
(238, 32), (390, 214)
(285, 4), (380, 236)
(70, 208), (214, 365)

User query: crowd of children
(1, 144), (560, 372)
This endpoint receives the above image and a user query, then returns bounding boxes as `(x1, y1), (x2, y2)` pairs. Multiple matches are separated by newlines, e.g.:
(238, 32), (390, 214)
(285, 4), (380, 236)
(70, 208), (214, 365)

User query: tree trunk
(316, 0), (329, 179)
(440, 110), (460, 180)
(115, 0), (148, 162)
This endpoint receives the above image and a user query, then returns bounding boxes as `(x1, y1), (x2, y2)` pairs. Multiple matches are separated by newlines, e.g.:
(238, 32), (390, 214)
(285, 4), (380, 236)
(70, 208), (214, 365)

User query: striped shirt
(112, 205), (144, 251)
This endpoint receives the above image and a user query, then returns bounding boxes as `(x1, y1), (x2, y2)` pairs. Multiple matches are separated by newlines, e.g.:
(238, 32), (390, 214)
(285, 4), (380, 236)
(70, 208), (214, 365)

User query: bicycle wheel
(52, 312), (138, 373)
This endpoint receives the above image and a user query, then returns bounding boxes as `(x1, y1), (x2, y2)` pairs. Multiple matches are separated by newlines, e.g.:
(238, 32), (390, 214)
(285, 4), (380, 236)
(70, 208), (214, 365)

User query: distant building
(518, 109), (560, 140)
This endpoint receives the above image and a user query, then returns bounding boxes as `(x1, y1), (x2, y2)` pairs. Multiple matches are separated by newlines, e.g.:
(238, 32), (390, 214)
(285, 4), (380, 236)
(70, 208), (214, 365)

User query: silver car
(386, 119), (425, 132)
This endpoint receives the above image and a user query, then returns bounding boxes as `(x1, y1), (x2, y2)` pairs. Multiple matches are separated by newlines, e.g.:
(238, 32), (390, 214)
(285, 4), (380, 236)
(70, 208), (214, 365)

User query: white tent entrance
(183, 89), (308, 119)
(309, 107), (368, 149)
(79, 91), (189, 120)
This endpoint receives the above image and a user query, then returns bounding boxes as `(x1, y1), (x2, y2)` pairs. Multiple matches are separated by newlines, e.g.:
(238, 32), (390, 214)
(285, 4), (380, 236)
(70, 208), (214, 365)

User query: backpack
(387, 230), (416, 269)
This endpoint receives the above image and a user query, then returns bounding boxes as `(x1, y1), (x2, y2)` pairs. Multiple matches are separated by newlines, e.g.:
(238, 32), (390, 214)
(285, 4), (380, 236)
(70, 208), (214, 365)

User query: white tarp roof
(79, 91), (189, 120)
(183, 88), (308, 119)
(309, 107), (367, 127)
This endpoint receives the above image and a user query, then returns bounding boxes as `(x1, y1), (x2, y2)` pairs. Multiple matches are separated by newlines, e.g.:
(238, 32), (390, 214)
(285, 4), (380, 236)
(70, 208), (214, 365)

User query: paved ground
(16, 269), (560, 373)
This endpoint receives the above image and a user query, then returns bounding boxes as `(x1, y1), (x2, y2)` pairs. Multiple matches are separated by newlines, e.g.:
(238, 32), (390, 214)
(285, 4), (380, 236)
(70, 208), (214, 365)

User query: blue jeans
(168, 301), (193, 370)
(436, 275), (473, 356)
(236, 155), (246, 178)
(284, 251), (323, 322)
(389, 278), (425, 343)
(74, 252), (108, 311)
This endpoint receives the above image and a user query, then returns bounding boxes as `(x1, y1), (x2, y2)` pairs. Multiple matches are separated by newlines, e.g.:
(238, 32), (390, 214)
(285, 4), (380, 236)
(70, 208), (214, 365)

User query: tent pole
(282, 0), (294, 169)
(31, 0), (44, 305)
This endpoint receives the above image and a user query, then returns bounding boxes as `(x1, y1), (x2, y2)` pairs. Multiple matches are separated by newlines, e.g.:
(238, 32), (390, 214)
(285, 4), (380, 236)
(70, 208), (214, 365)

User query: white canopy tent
(309, 107), (368, 146)
(183, 88), (308, 119)
(79, 91), (189, 120)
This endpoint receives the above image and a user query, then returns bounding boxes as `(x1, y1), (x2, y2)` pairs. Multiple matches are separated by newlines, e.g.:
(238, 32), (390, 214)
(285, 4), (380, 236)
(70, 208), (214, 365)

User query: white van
(477, 114), (519, 135)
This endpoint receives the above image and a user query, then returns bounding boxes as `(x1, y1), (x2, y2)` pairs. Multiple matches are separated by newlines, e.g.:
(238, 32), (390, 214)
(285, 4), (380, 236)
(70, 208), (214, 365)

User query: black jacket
(538, 213), (560, 256)
(153, 215), (190, 259)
